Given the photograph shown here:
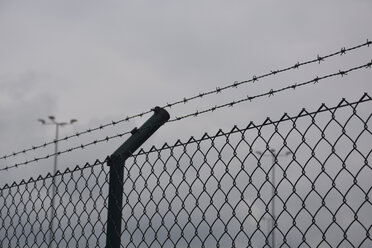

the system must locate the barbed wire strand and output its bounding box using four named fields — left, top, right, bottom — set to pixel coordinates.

left=134, top=92, right=372, bottom=156
left=3, top=91, right=371, bottom=189
left=169, top=60, right=372, bottom=122
left=1, top=40, right=371, bottom=161
left=1, top=59, right=370, bottom=172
